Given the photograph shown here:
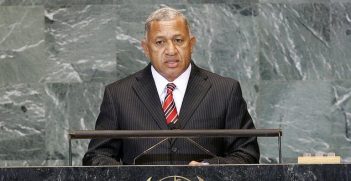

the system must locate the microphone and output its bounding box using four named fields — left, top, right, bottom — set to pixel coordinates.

left=170, top=122, right=219, bottom=164
left=132, top=122, right=220, bottom=165
left=133, top=122, right=180, bottom=164
left=185, top=137, right=220, bottom=164
left=133, top=137, right=169, bottom=164
left=132, top=137, right=220, bottom=165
